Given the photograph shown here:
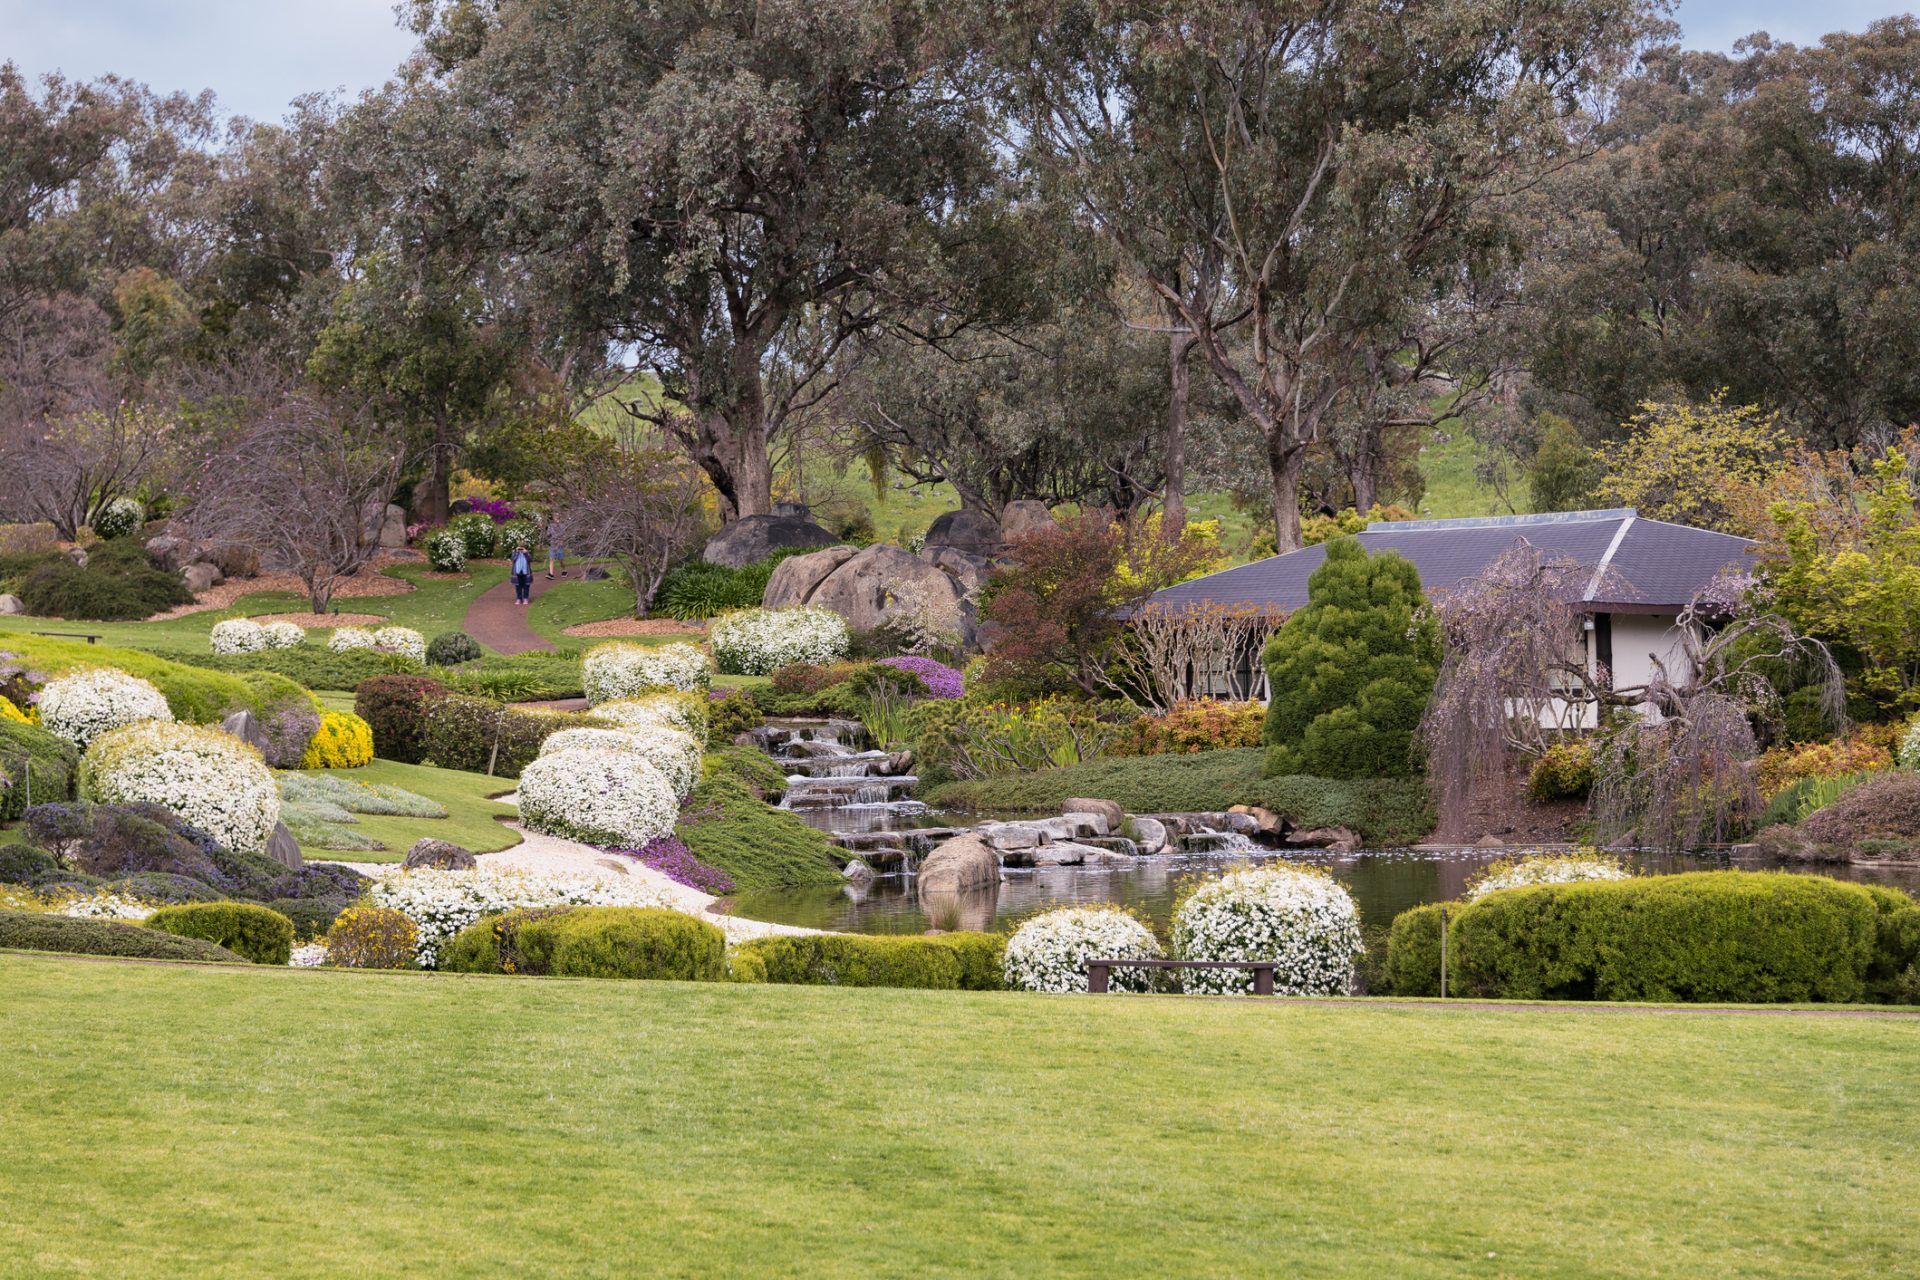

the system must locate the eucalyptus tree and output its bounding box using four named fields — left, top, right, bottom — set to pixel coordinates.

left=402, top=0, right=1007, bottom=522
left=1001, top=0, right=1659, bottom=551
